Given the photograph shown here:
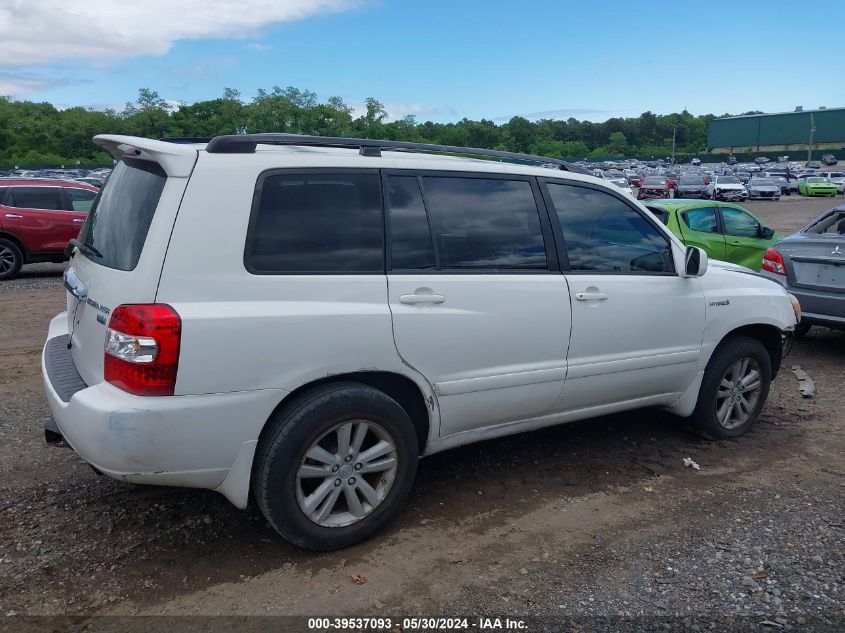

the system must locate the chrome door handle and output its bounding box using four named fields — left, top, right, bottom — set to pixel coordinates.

left=73, top=218, right=85, bottom=223
left=5, top=213, right=23, bottom=219
left=574, top=291, right=608, bottom=301
left=399, top=290, right=445, bottom=305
